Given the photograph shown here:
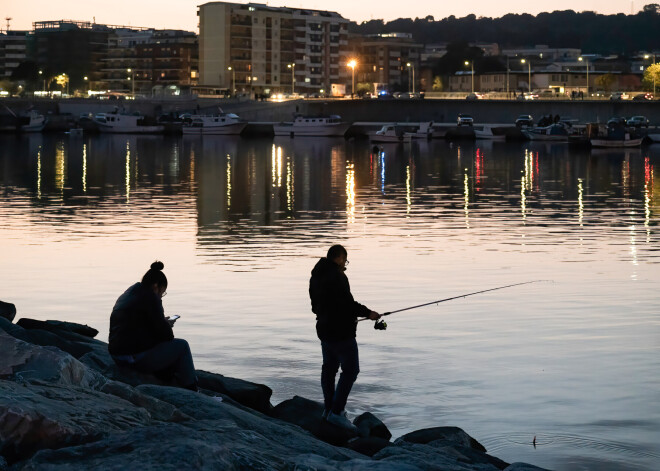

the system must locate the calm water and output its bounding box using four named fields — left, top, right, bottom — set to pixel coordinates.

left=1, top=133, right=659, bottom=470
